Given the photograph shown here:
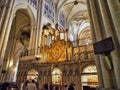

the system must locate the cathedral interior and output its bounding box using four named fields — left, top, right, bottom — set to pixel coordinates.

left=0, top=0, right=120, bottom=90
